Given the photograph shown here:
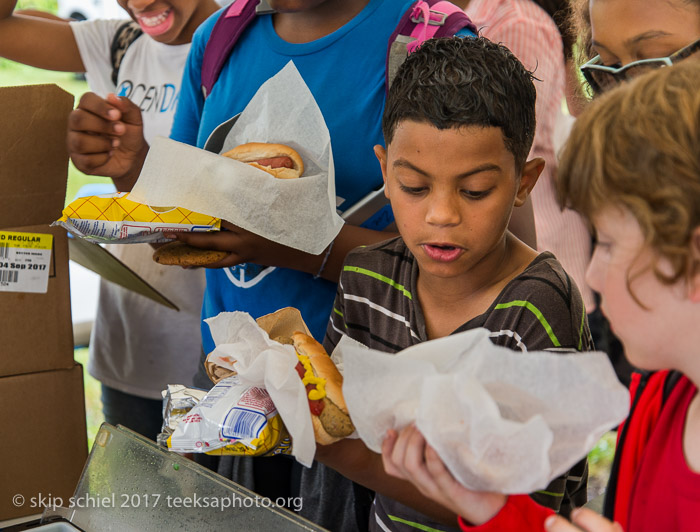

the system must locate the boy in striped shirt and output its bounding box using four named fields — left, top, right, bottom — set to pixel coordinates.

left=314, top=37, right=592, bottom=532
